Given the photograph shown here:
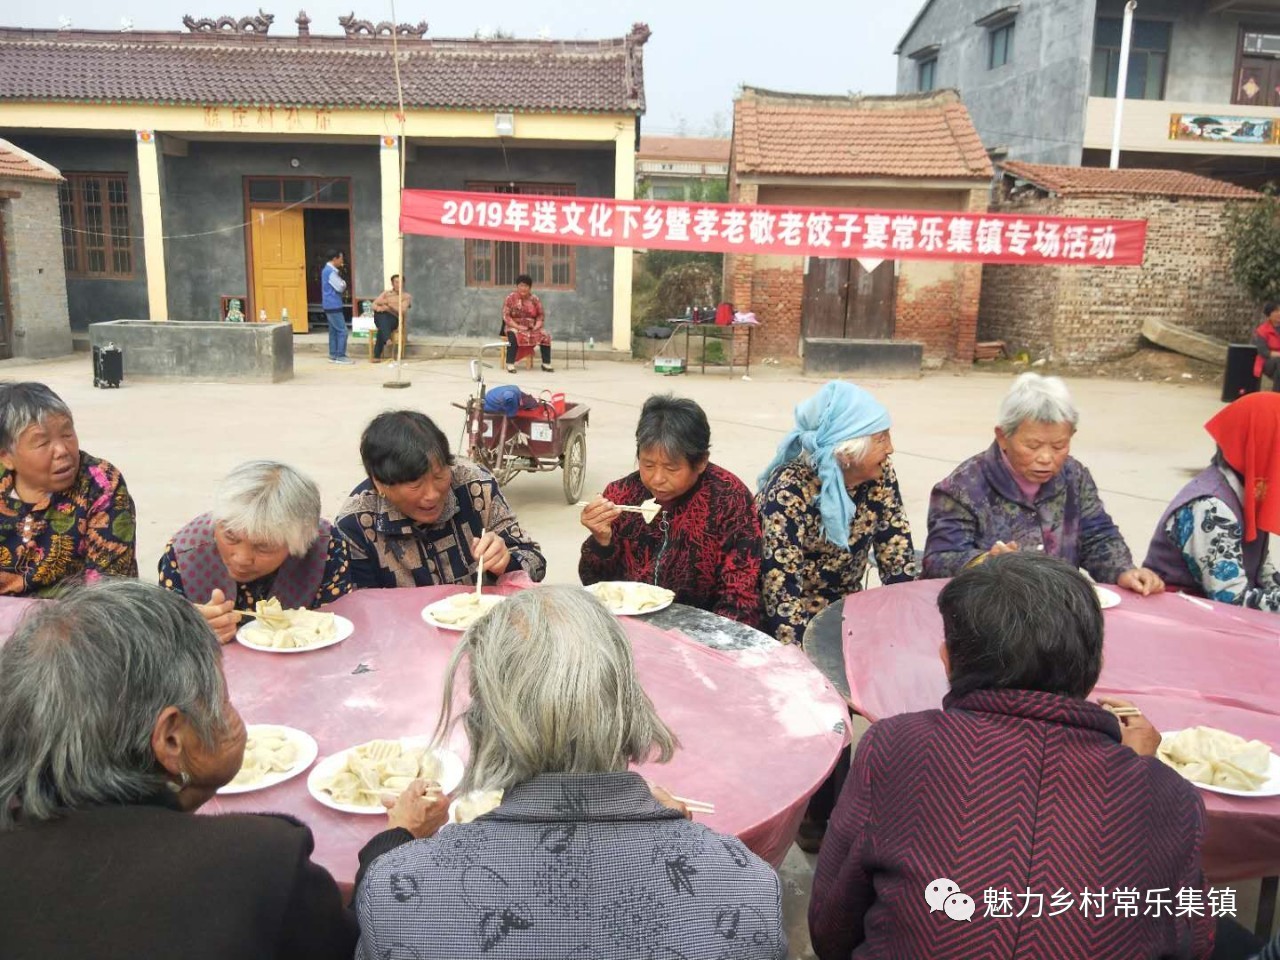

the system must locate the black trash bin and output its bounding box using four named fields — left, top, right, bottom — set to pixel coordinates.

left=93, top=342, right=123, bottom=389
left=1221, top=343, right=1259, bottom=403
